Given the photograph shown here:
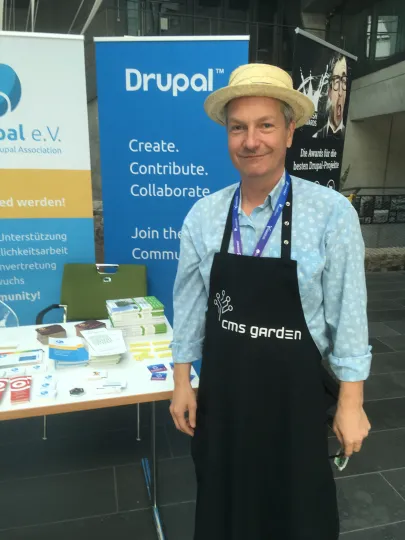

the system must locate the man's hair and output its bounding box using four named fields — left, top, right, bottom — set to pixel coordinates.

left=328, top=52, right=347, bottom=86
left=225, top=100, right=295, bottom=128
left=326, top=53, right=347, bottom=118
left=281, top=102, right=295, bottom=127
